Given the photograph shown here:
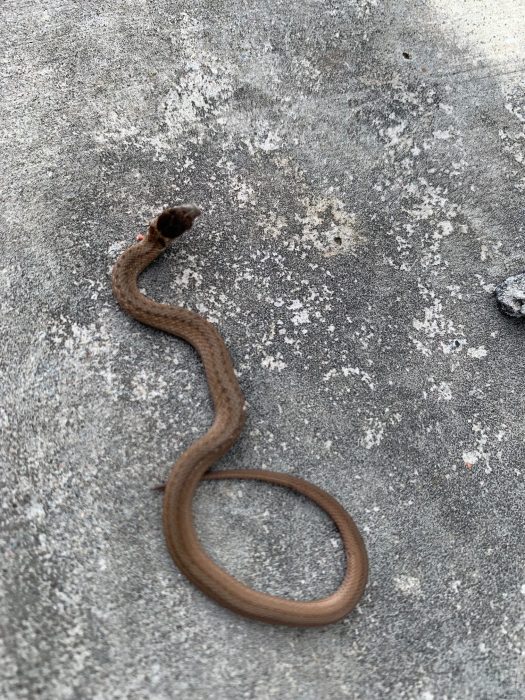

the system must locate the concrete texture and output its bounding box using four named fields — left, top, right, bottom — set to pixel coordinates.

left=1, top=1, right=524, bottom=698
